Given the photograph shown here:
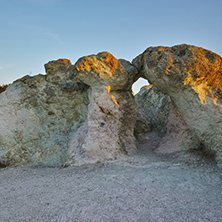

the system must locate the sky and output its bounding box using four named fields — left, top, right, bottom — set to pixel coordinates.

left=0, top=0, right=222, bottom=93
